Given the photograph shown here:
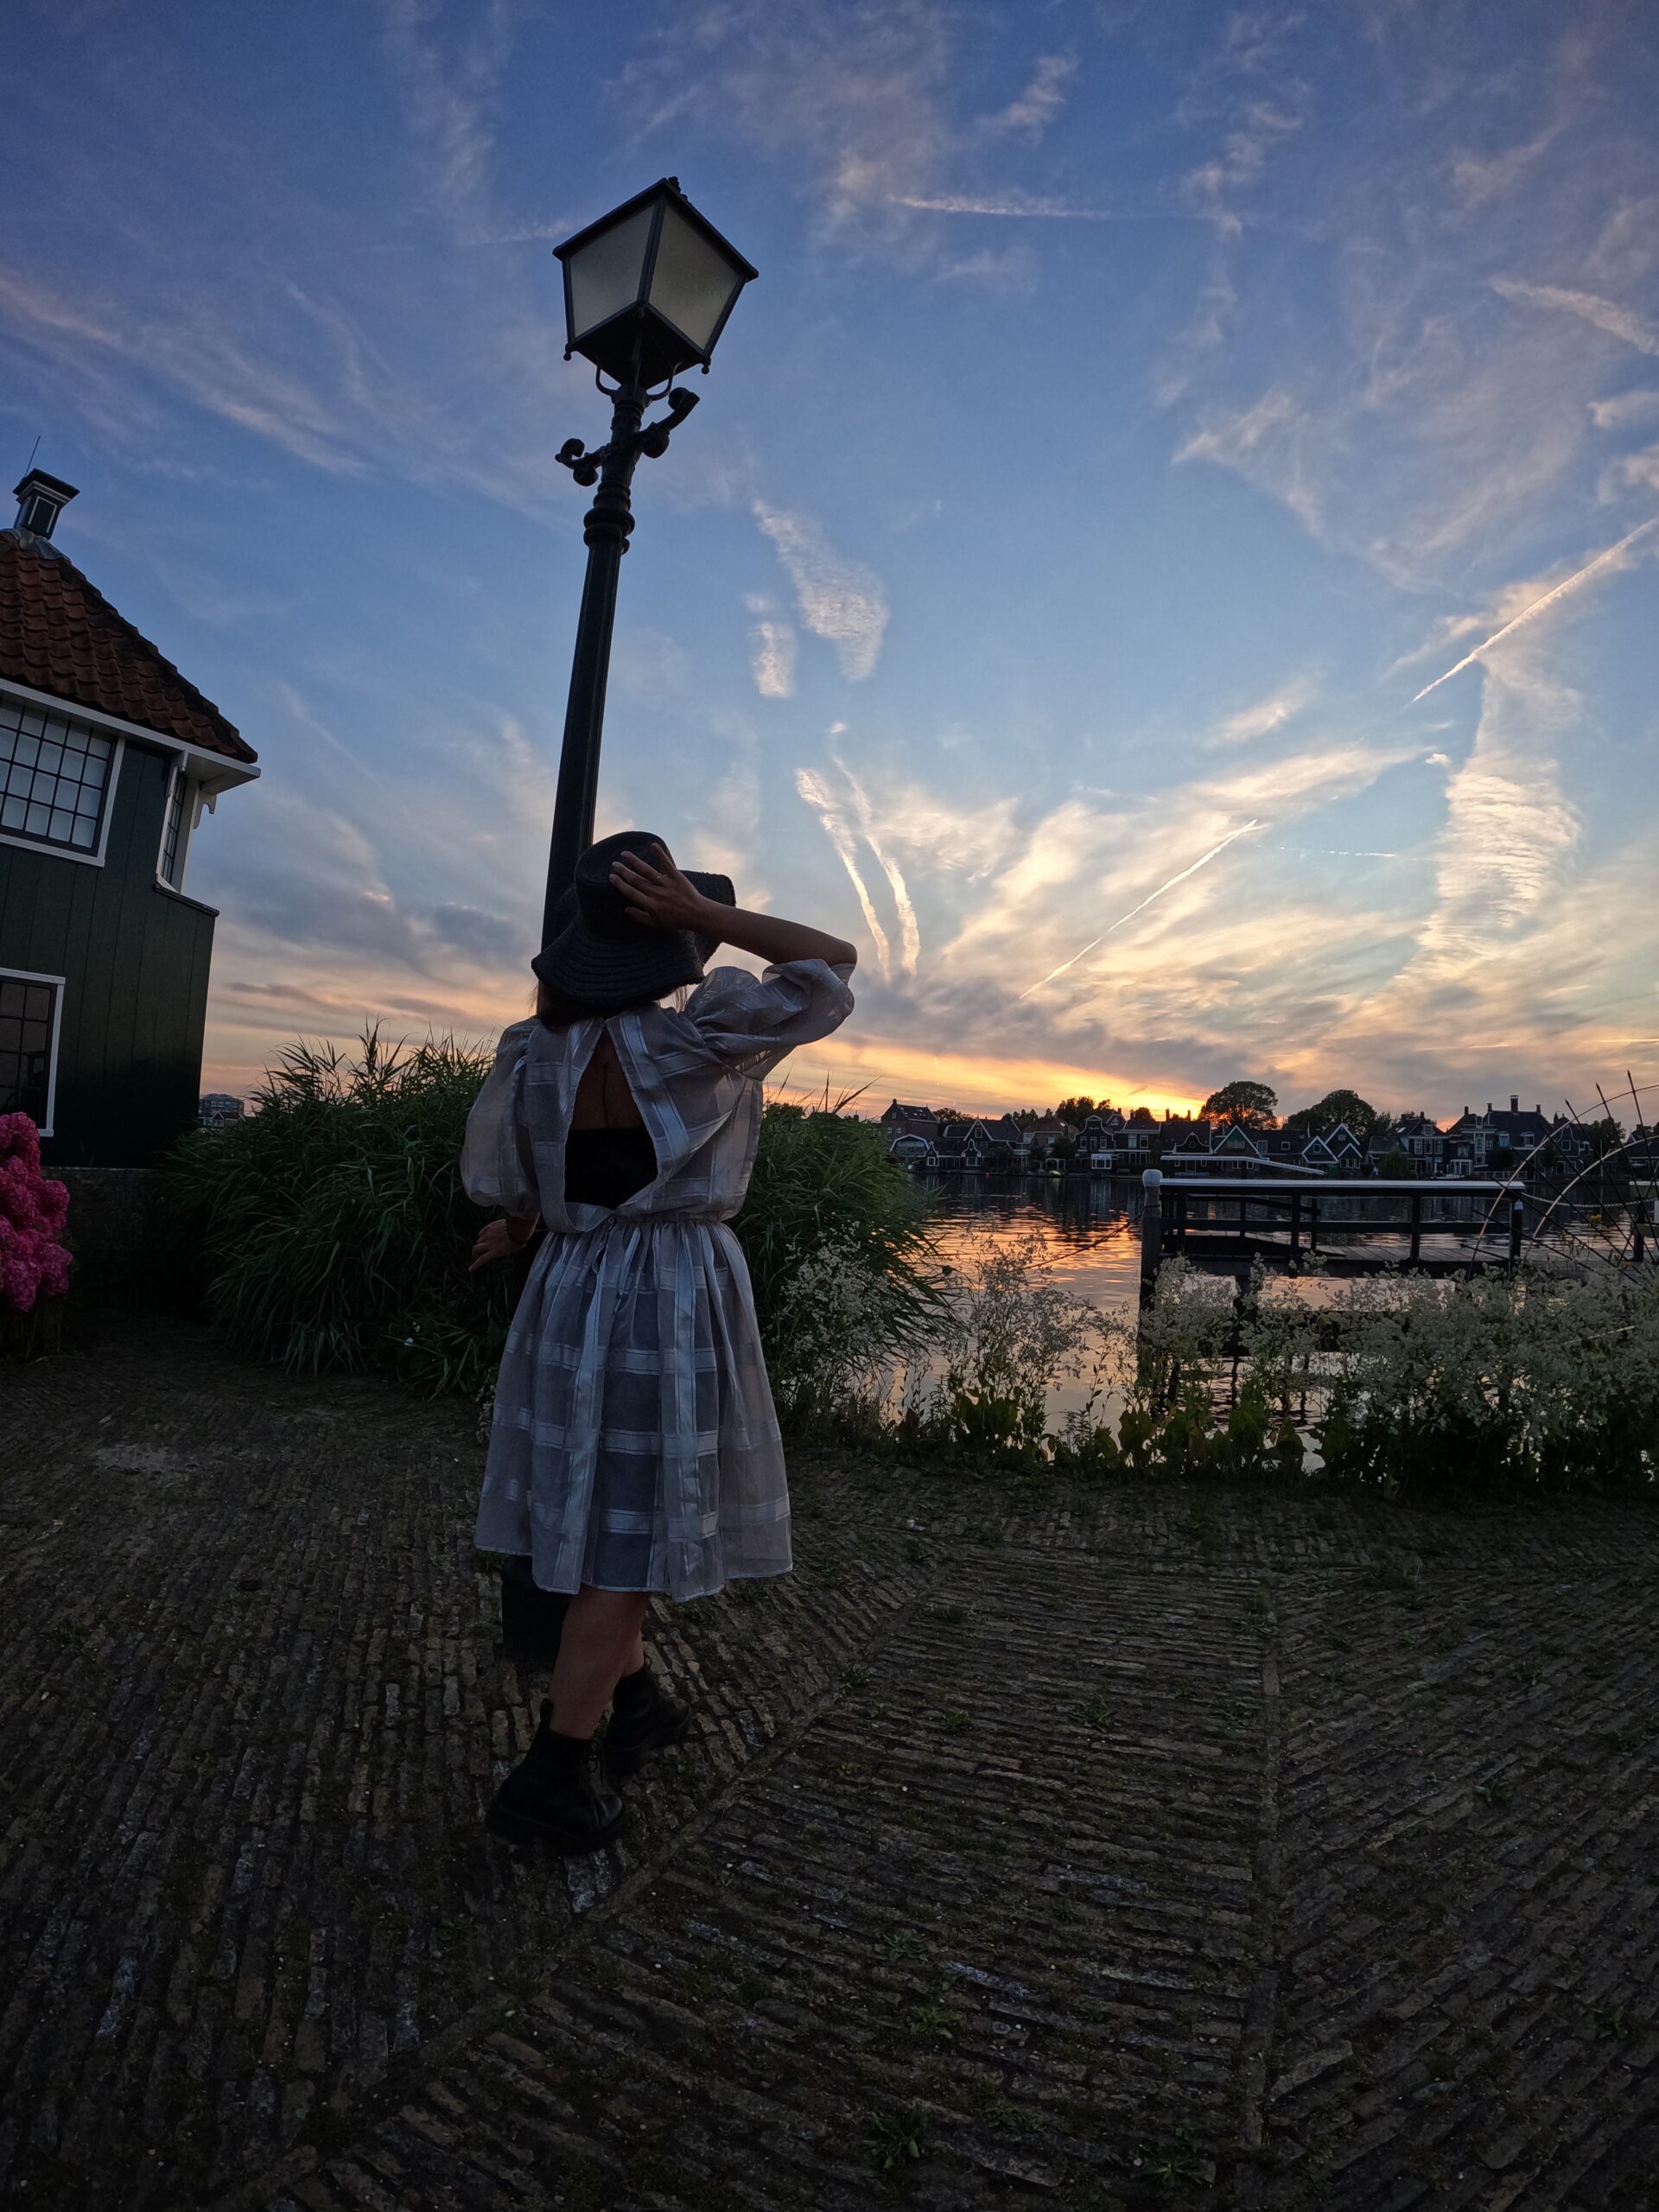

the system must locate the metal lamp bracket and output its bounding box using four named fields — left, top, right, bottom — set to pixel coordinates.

left=556, top=388, right=700, bottom=488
